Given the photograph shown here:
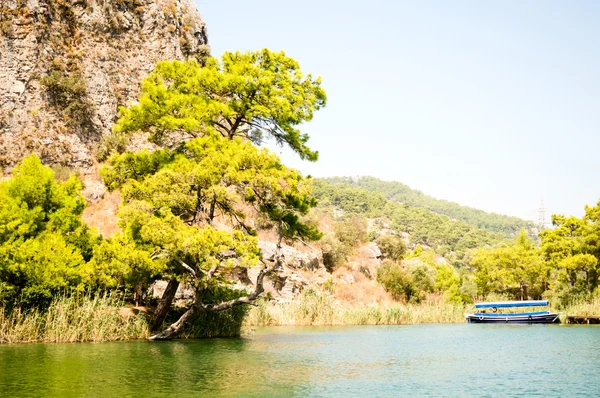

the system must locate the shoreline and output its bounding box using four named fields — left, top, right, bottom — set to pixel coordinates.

left=1, top=293, right=598, bottom=345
